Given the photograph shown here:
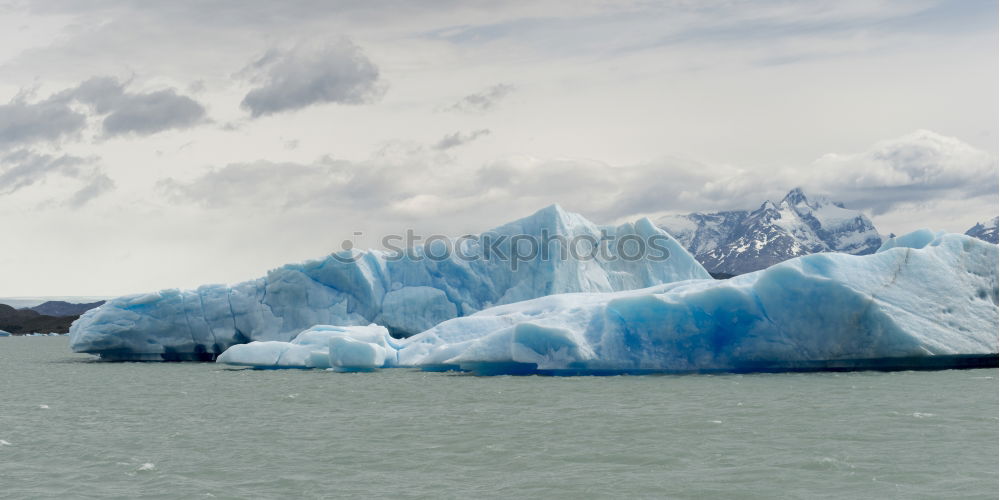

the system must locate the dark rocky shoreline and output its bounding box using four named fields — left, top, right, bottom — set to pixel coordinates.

left=0, top=301, right=104, bottom=335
